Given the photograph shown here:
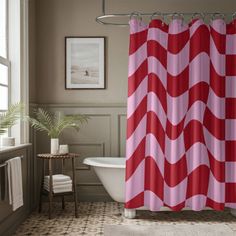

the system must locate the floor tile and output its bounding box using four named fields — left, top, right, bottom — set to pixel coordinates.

left=14, top=202, right=236, bottom=235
